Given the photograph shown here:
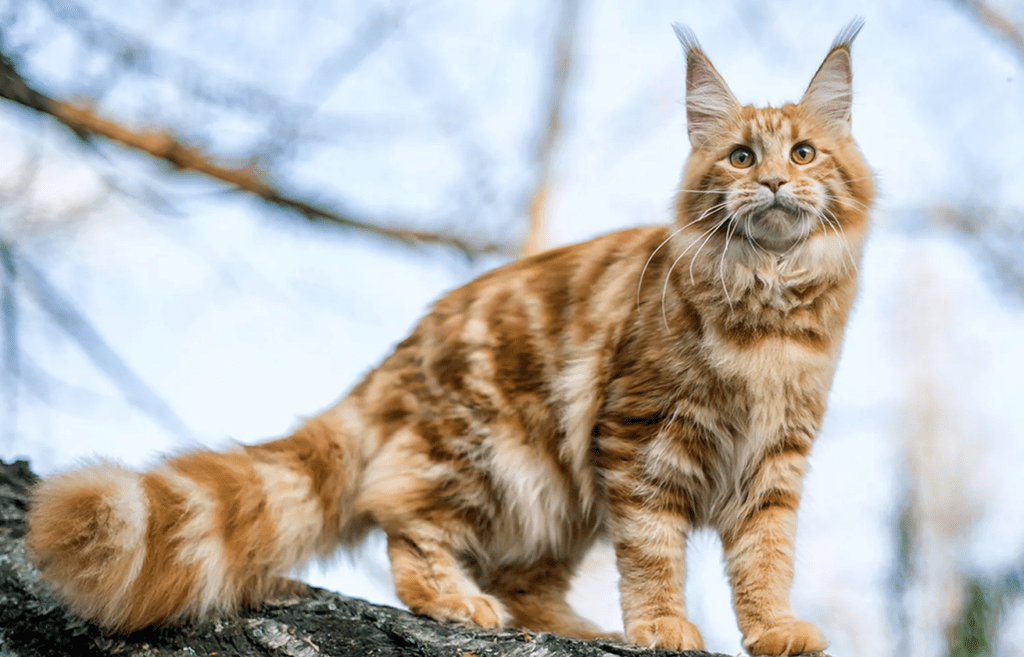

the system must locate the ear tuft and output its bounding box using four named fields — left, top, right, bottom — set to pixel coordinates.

left=830, top=16, right=865, bottom=52
left=801, top=18, right=864, bottom=136
left=674, top=23, right=740, bottom=148
left=672, top=23, right=700, bottom=56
